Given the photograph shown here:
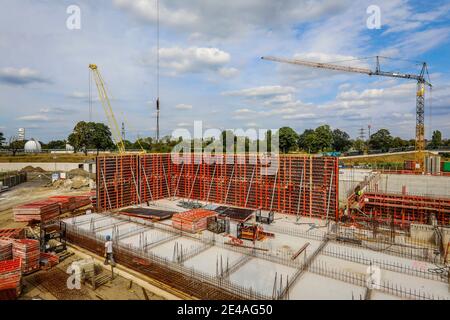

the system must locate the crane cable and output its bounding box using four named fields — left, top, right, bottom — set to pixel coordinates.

left=156, top=0, right=160, bottom=142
